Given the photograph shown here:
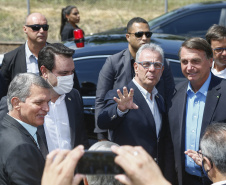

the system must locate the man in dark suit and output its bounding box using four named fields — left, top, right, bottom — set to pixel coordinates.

left=0, top=13, right=80, bottom=93
left=95, top=17, right=175, bottom=140
left=168, top=37, right=226, bottom=185
left=98, top=43, right=175, bottom=184
left=0, top=43, right=88, bottom=154
left=1, top=13, right=48, bottom=88
left=0, top=73, right=51, bottom=185
left=38, top=43, right=89, bottom=151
